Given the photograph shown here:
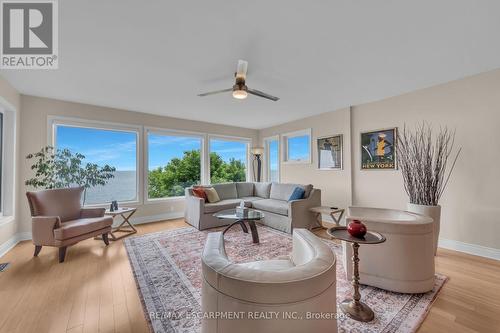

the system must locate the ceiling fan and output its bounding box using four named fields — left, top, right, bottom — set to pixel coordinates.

left=198, top=60, right=279, bottom=101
